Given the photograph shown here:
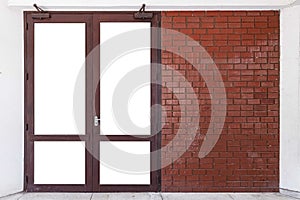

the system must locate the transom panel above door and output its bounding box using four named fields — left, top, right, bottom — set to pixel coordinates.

left=24, top=12, right=161, bottom=192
